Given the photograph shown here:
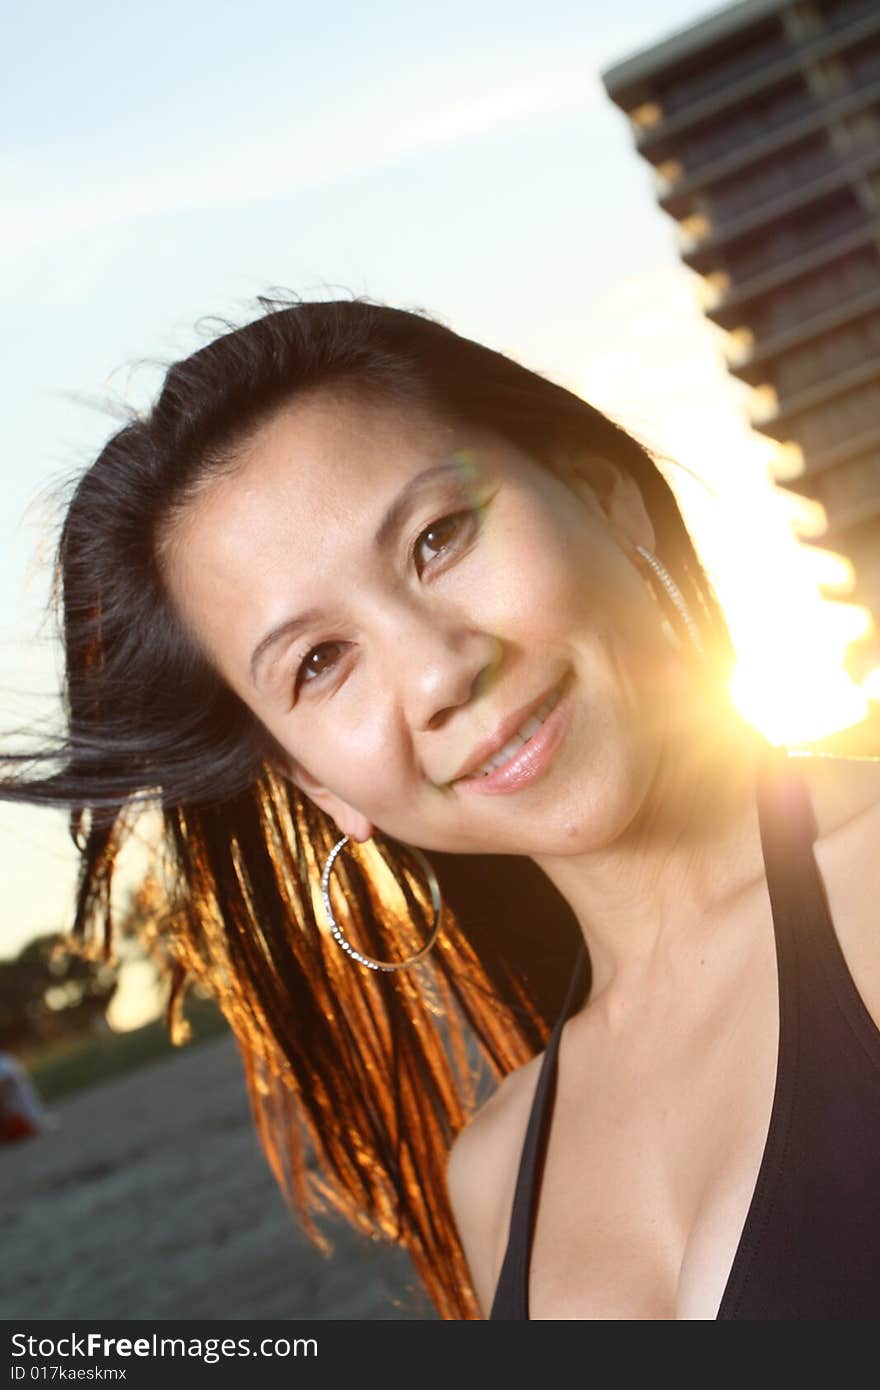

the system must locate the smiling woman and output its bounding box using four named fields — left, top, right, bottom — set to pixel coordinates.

left=3, top=291, right=874, bottom=1321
